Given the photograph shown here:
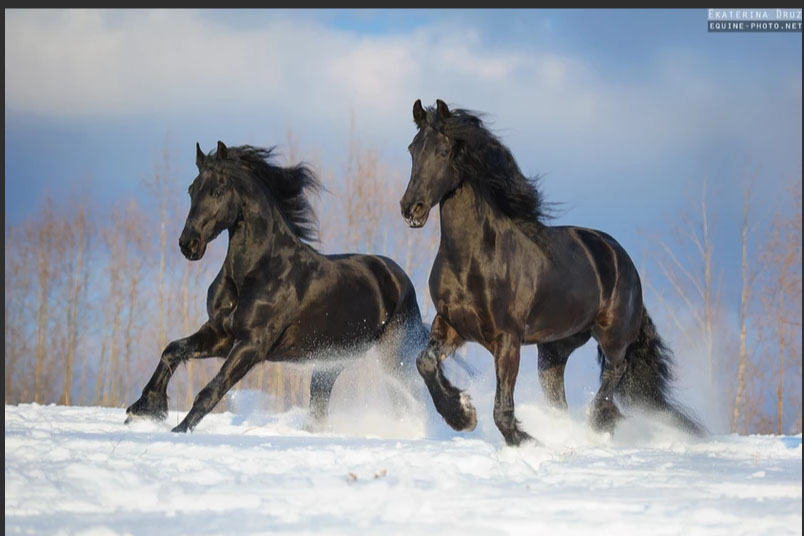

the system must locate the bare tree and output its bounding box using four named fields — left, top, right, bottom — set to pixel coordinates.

left=97, top=200, right=148, bottom=406
left=731, top=184, right=756, bottom=433
left=757, top=178, right=802, bottom=434
left=122, top=201, right=150, bottom=402
left=648, top=179, right=722, bottom=387
left=5, top=223, right=35, bottom=403
left=60, top=202, right=91, bottom=405
left=100, top=211, right=125, bottom=406
left=143, top=142, right=178, bottom=357
left=31, top=198, right=59, bottom=403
